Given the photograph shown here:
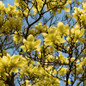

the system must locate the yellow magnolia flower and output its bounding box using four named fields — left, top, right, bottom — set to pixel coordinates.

left=58, top=68, right=67, bottom=75
left=20, top=34, right=41, bottom=51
